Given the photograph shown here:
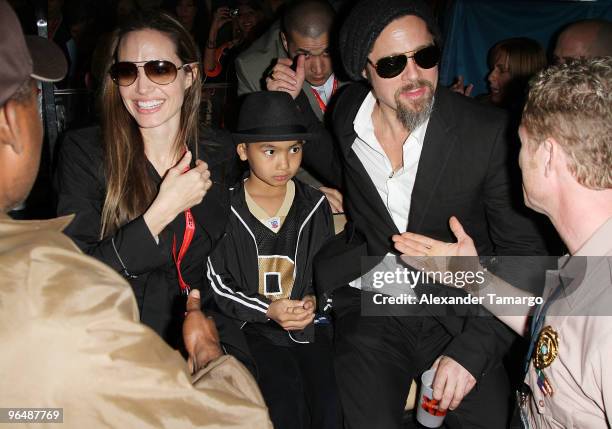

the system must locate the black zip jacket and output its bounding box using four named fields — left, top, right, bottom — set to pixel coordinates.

left=206, top=178, right=334, bottom=346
